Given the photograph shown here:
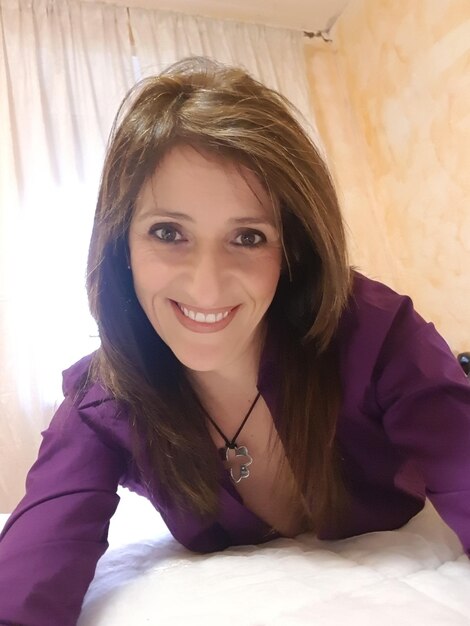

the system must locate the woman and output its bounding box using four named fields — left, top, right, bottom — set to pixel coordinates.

left=0, top=57, right=469, bottom=626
